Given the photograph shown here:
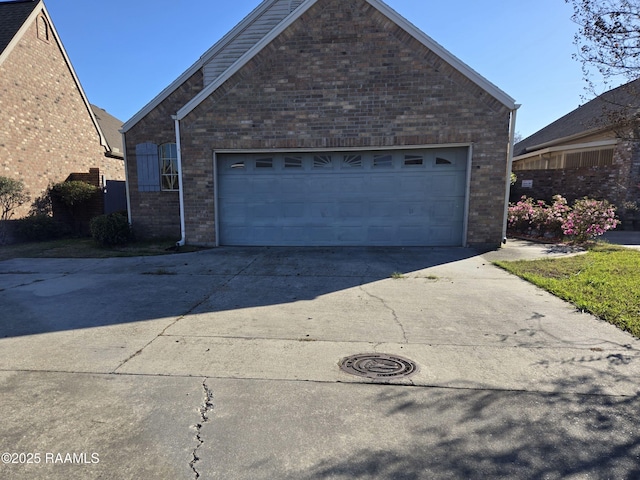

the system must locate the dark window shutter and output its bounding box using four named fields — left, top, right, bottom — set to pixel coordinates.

left=135, top=143, right=160, bottom=192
